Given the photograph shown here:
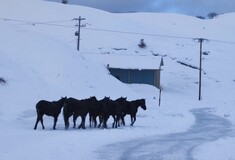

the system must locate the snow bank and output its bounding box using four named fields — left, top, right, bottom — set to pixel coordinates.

left=0, top=0, right=235, bottom=159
